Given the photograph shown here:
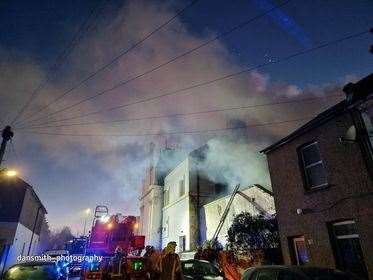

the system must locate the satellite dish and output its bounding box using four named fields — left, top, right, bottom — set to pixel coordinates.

left=340, top=125, right=356, bottom=143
